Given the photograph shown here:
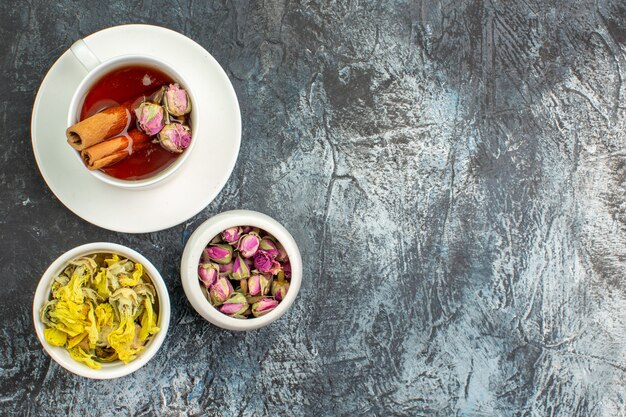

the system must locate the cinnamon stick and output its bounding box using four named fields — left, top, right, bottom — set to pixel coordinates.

left=66, top=100, right=136, bottom=151
left=80, top=130, right=151, bottom=171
